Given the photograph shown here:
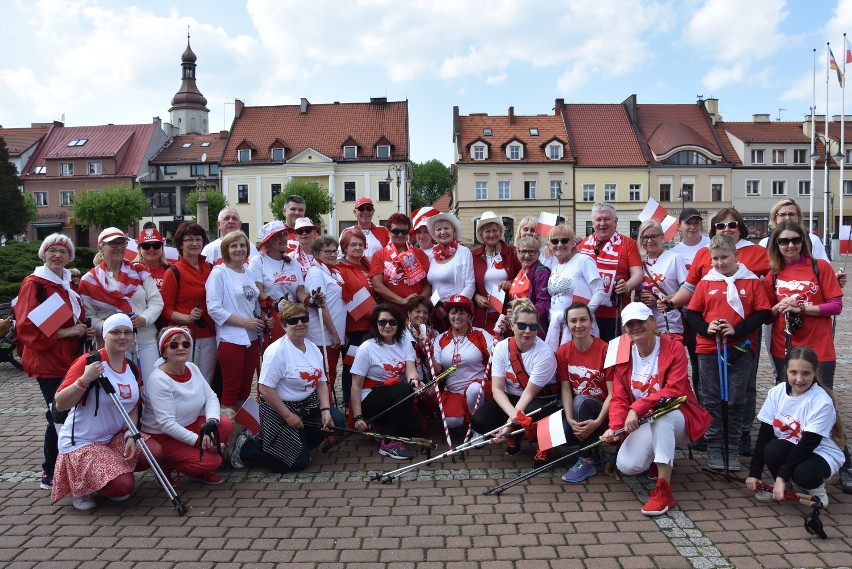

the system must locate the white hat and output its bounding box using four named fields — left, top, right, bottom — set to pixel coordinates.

left=258, top=220, right=286, bottom=247
left=103, top=313, right=133, bottom=336
left=97, top=227, right=128, bottom=246
left=426, top=212, right=463, bottom=241
left=621, top=302, right=653, bottom=324
left=294, top=217, right=319, bottom=232
left=476, top=211, right=504, bottom=239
